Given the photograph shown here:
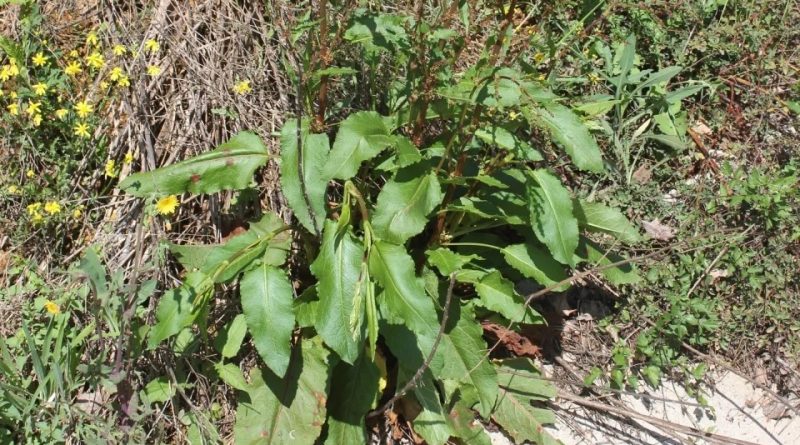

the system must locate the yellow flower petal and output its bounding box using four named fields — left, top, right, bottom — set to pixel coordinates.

left=155, top=195, right=179, bottom=215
